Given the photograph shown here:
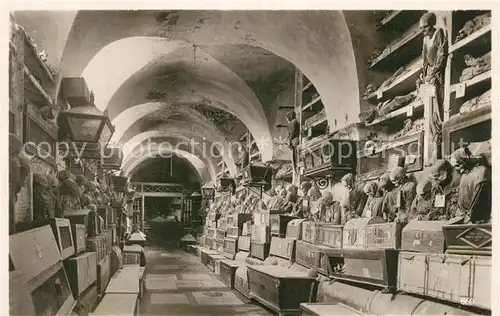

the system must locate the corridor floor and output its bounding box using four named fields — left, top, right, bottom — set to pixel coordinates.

left=139, top=246, right=273, bottom=316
